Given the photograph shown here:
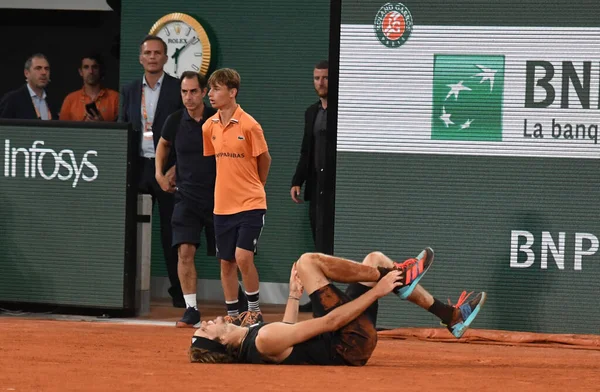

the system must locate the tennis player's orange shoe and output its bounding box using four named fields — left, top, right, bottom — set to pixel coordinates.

left=393, top=247, right=435, bottom=299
